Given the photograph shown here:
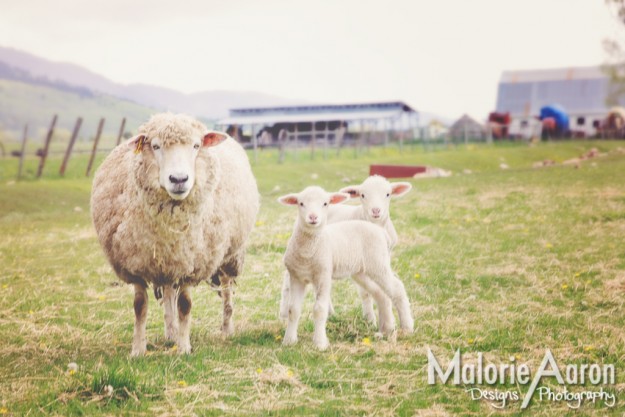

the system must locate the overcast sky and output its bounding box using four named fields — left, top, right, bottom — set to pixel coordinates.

left=0, top=0, right=620, bottom=120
